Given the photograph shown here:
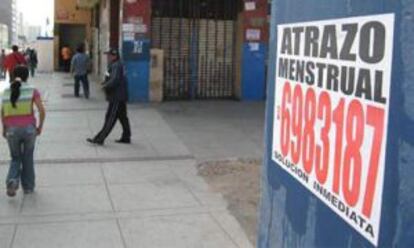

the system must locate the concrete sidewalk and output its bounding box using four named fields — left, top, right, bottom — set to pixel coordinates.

left=0, top=73, right=257, bottom=248
left=158, top=101, right=265, bottom=162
